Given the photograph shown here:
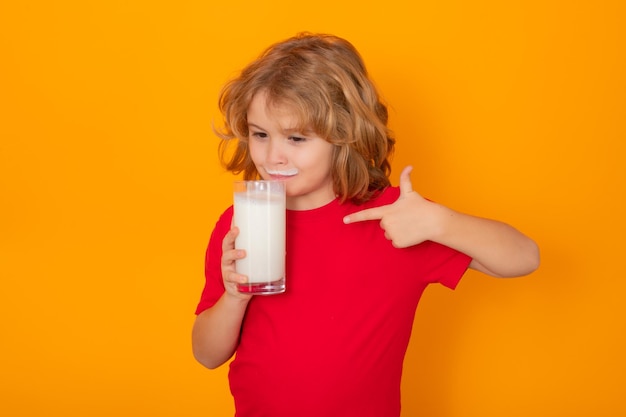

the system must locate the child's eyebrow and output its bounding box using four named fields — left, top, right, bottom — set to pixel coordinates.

left=248, top=122, right=313, bottom=135
left=247, top=123, right=265, bottom=130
